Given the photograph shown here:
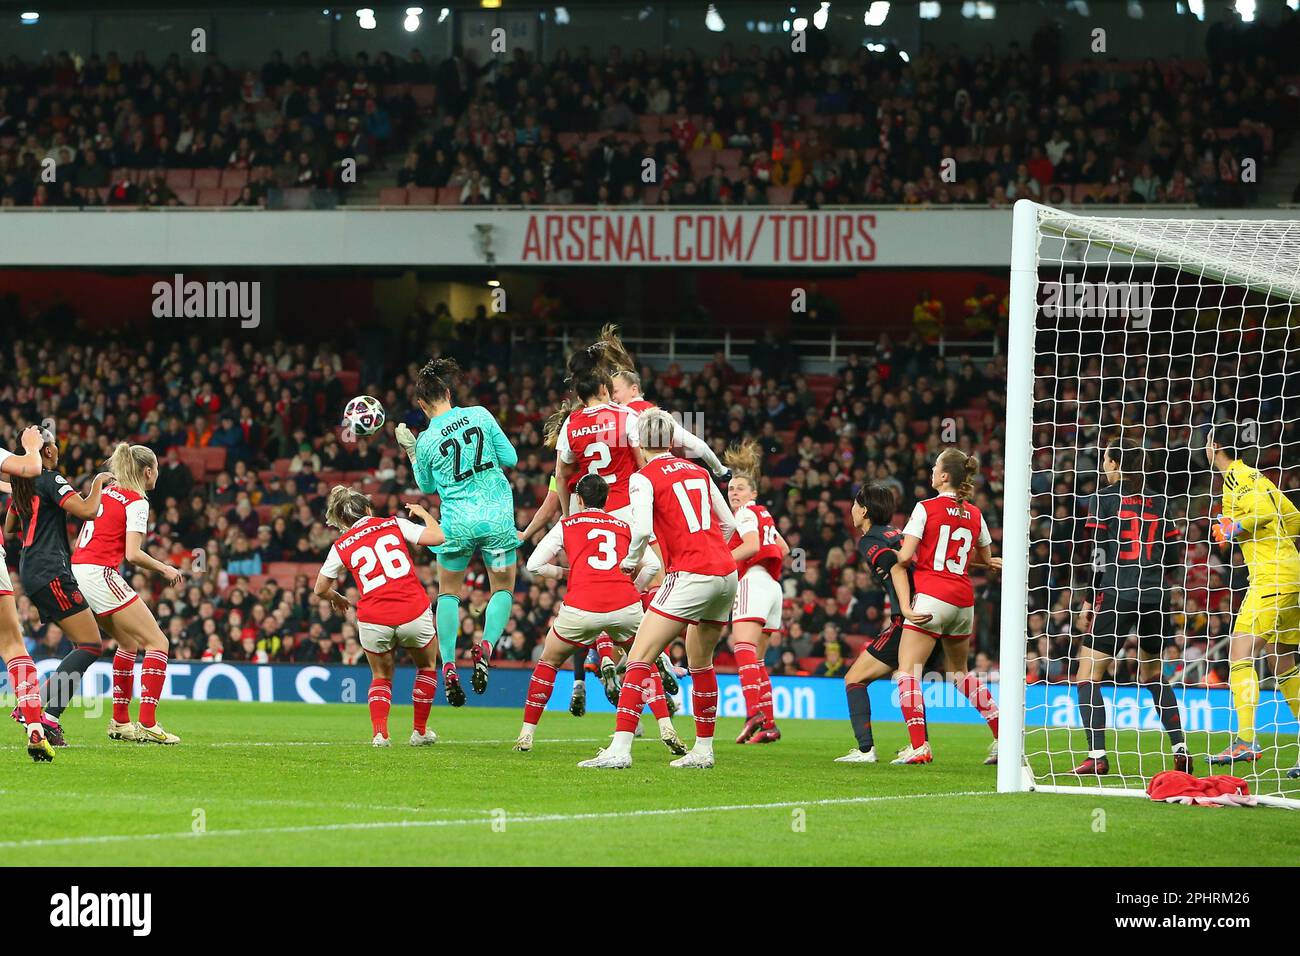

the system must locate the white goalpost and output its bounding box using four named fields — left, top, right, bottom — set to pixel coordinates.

left=999, top=199, right=1300, bottom=809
